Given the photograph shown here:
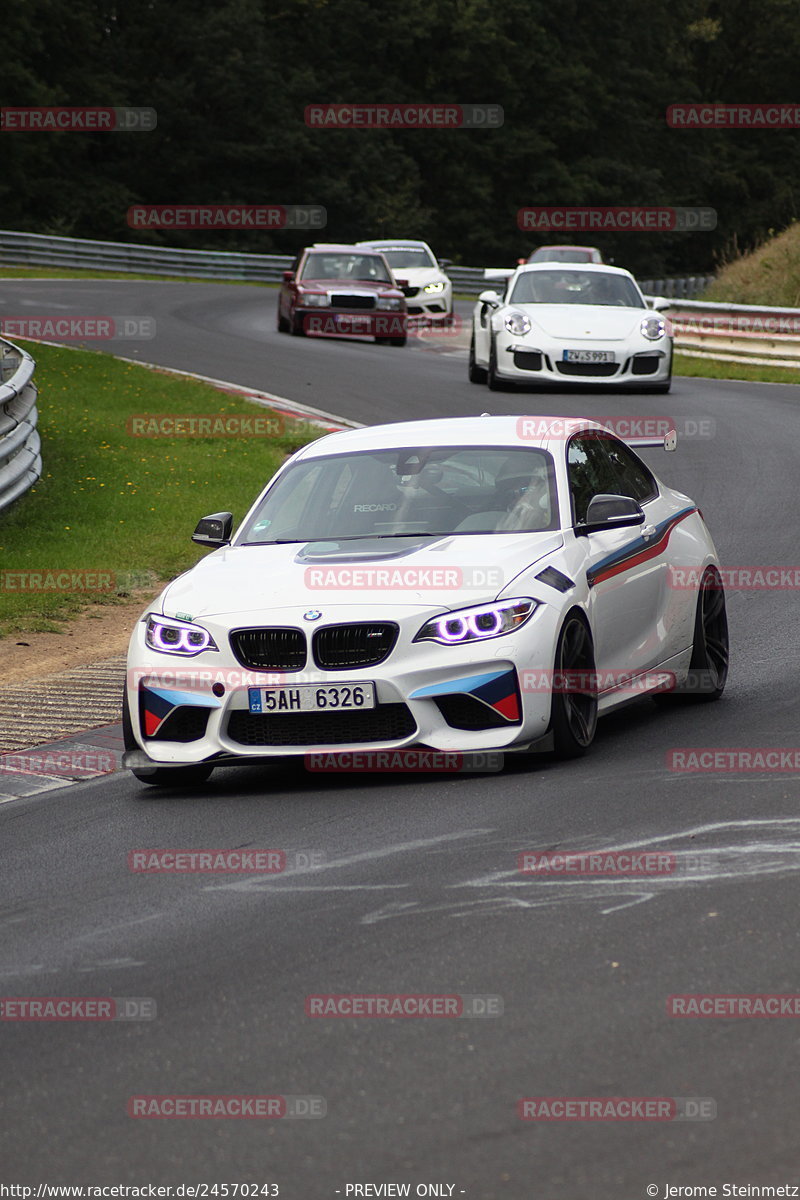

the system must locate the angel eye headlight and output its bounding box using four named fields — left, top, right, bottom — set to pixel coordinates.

left=145, top=614, right=218, bottom=656
left=414, top=598, right=538, bottom=645
left=423, top=281, right=446, bottom=293
left=504, top=311, right=532, bottom=336
left=640, top=315, right=666, bottom=340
